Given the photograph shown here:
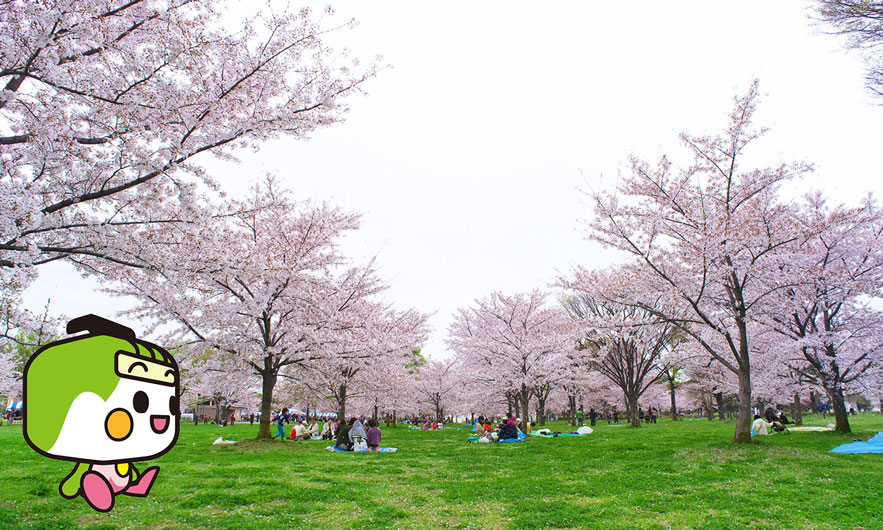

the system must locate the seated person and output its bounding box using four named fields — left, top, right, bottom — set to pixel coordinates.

left=293, top=421, right=311, bottom=440
left=777, top=412, right=791, bottom=425
left=498, top=418, right=518, bottom=440
left=320, top=420, right=335, bottom=440
left=483, top=421, right=493, bottom=433
left=335, top=418, right=352, bottom=451
left=307, top=421, right=319, bottom=439
left=349, top=418, right=368, bottom=449
left=751, top=414, right=774, bottom=436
